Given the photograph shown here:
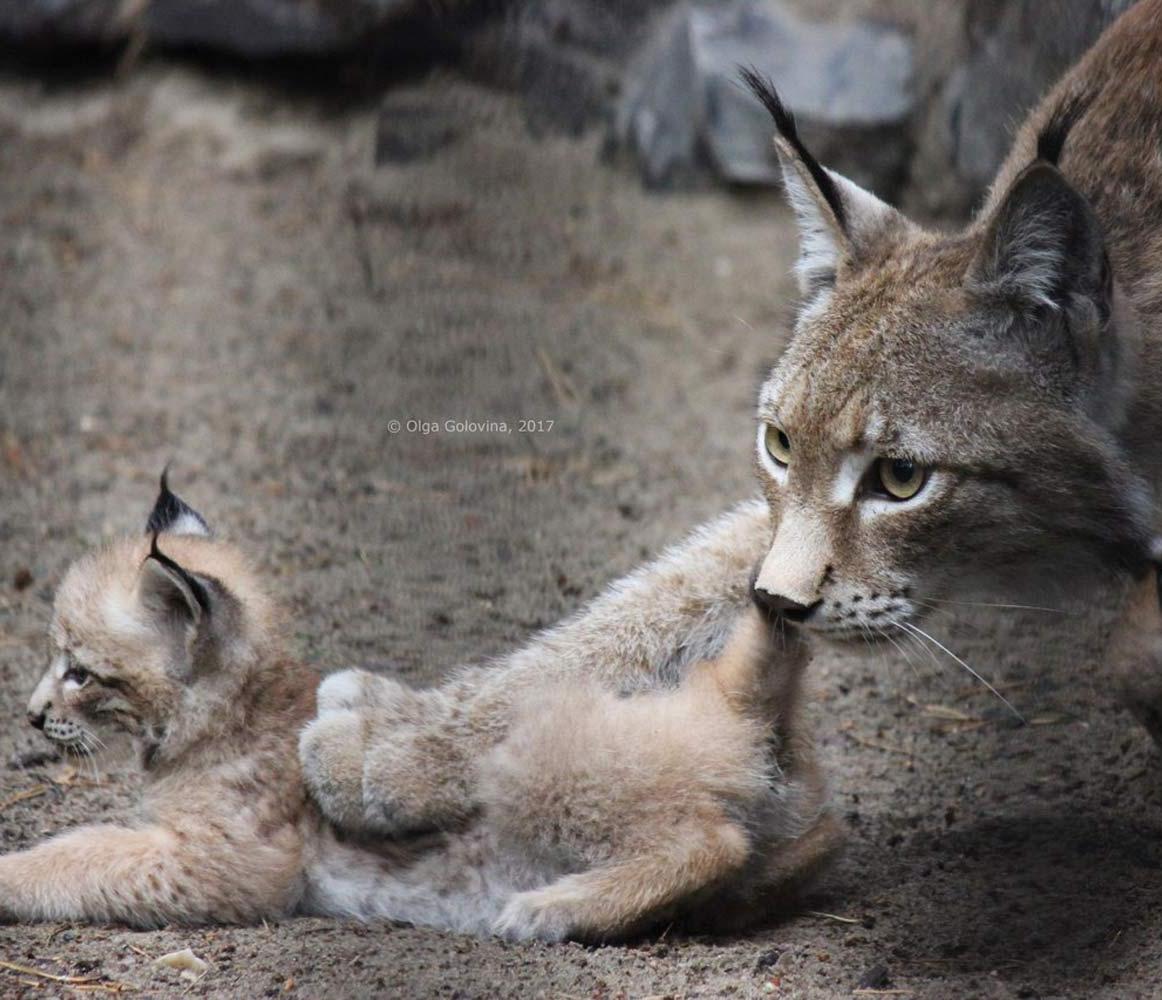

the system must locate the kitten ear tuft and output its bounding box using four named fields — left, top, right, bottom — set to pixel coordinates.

left=145, top=466, right=211, bottom=537
left=140, top=533, right=211, bottom=628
